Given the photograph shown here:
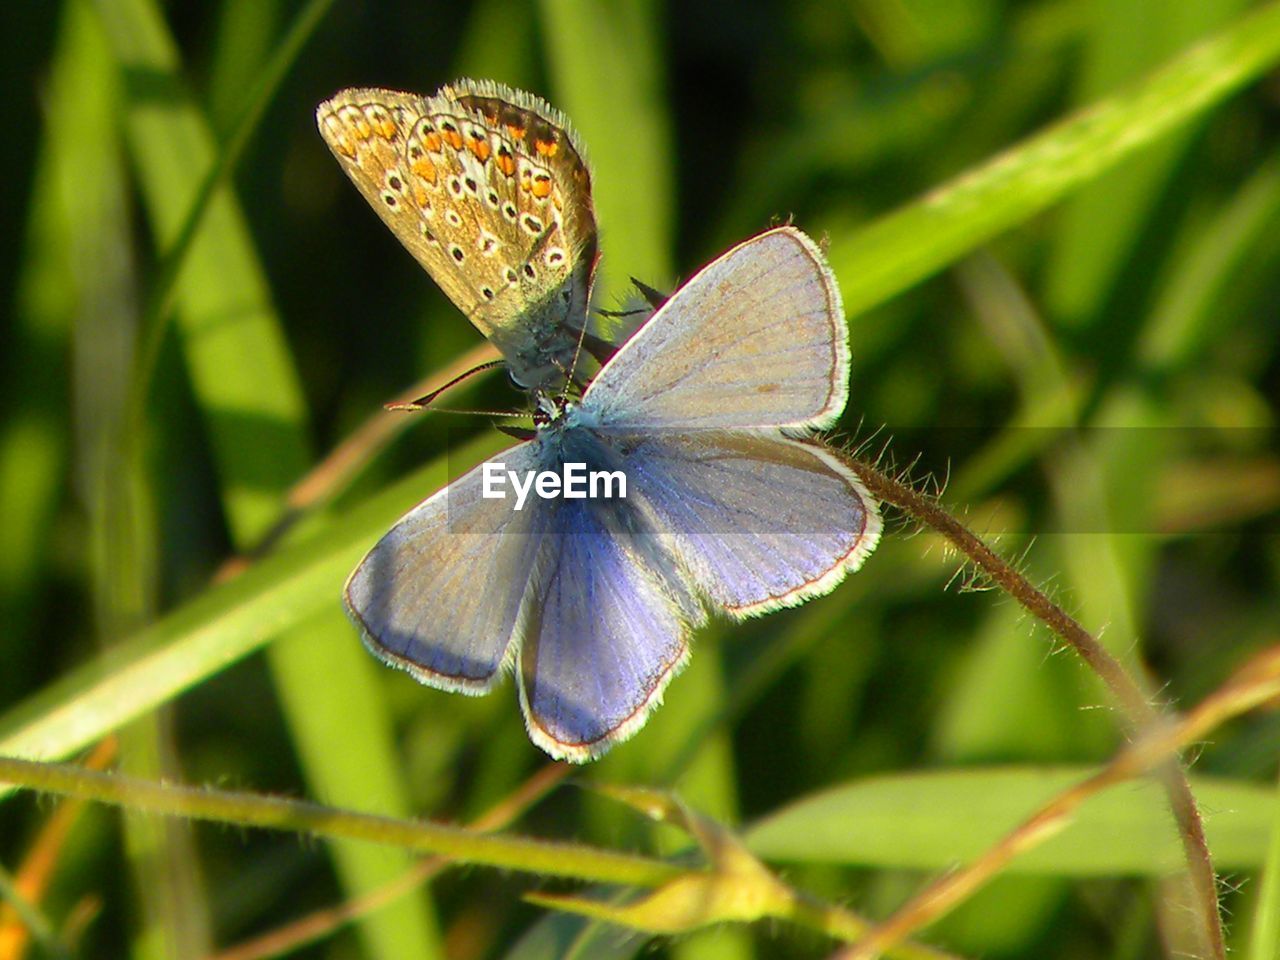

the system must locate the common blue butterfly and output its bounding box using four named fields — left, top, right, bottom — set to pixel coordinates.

left=342, top=223, right=882, bottom=762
